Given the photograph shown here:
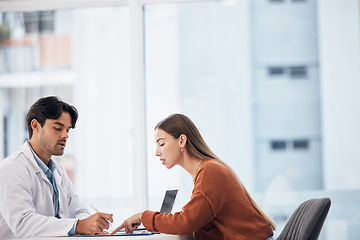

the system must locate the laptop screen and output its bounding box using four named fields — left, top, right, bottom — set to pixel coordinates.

left=160, top=188, right=179, bottom=214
